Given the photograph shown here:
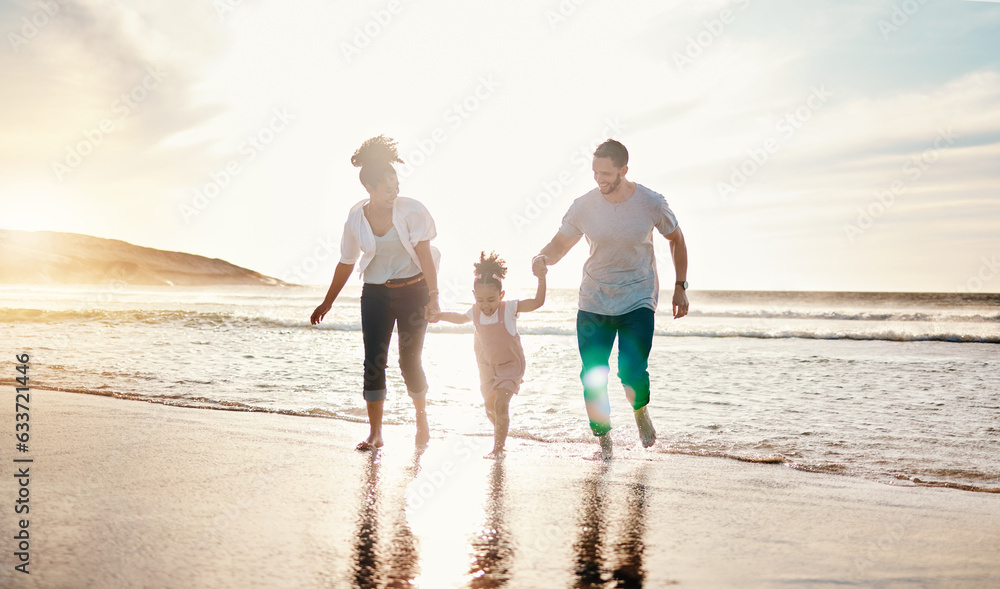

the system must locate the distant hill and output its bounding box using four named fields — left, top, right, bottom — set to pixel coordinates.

left=0, top=230, right=290, bottom=286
